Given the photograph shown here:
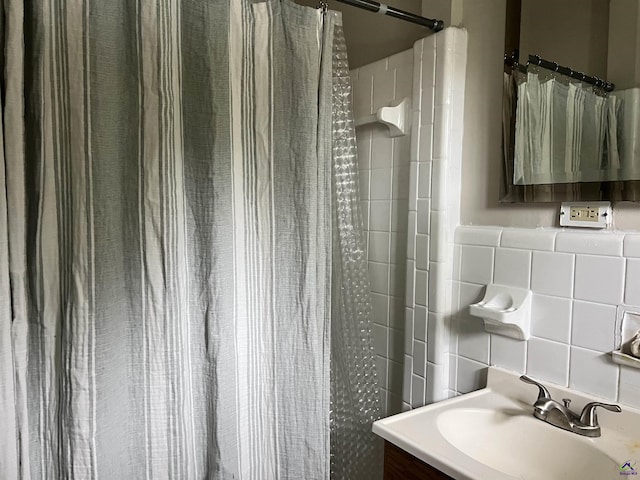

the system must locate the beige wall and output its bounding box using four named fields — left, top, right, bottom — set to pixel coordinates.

left=519, top=0, right=610, bottom=78
left=297, top=0, right=427, bottom=68
left=429, top=0, right=640, bottom=230
left=607, top=0, right=640, bottom=89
